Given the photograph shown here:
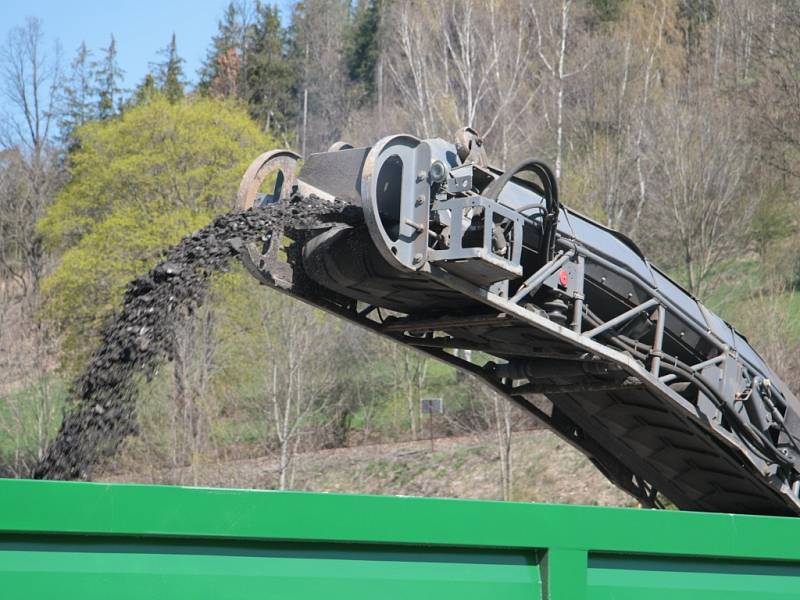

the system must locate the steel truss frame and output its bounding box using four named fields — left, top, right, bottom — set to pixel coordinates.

left=238, top=214, right=800, bottom=513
